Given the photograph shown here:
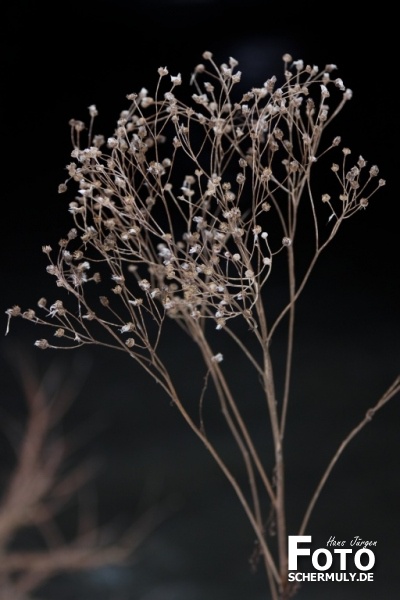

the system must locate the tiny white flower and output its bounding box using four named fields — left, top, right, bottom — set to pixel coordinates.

left=88, top=104, right=98, bottom=117
left=171, top=73, right=182, bottom=85
left=211, top=353, right=224, bottom=363
left=35, top=339, right=49, bottom=350
left=120, top=322, right=135, bottom=333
